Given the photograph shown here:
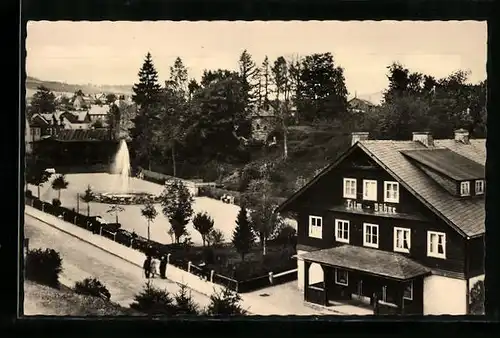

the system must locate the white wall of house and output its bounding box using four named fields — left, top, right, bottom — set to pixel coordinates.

left=423, top=275, right=467, bottom=315
left=296, top=251, right=324, bottom=290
